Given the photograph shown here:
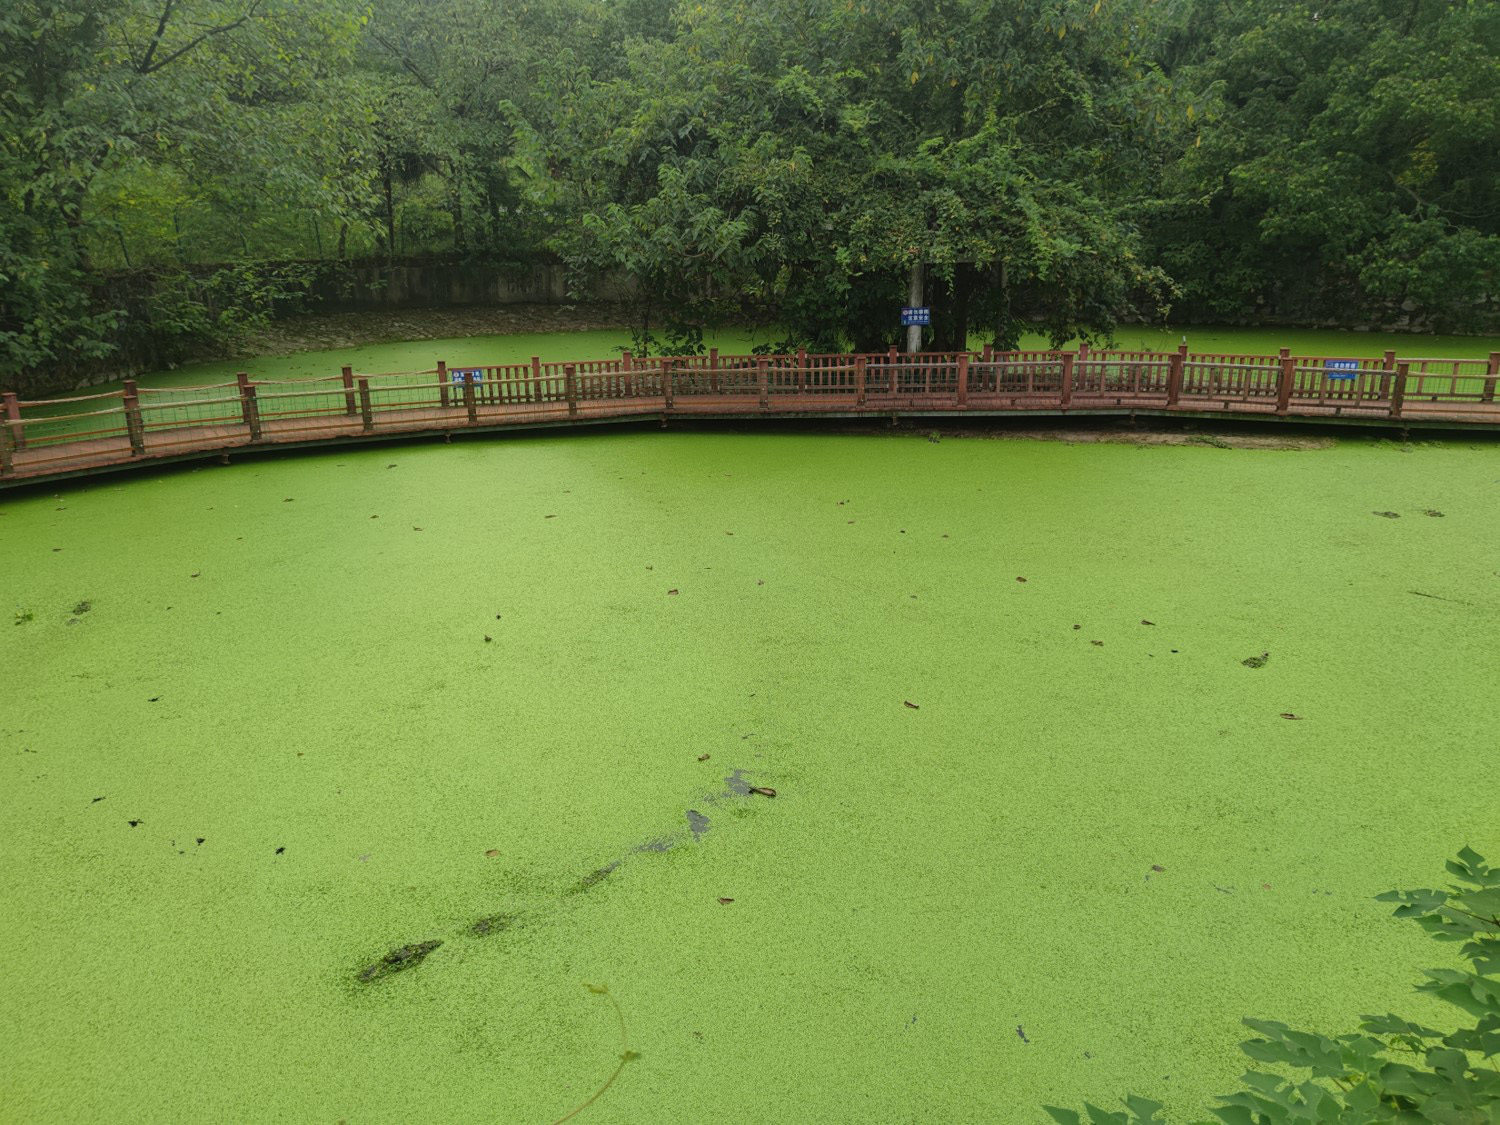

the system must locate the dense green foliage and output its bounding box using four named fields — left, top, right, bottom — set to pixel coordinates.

left=1047, top=848, right=1500, bottom=1124
left=2, top=0, right=1496, bottom=379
